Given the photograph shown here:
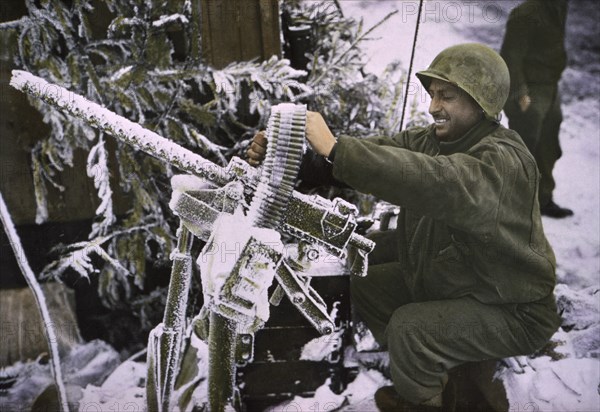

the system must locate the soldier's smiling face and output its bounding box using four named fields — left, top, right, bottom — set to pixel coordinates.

left=427, top=79, right=483, bottom=141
